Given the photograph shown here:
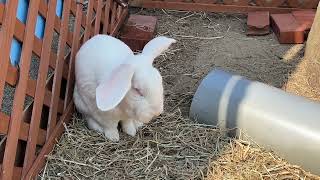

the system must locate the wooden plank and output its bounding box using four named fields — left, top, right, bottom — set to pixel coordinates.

left=53, top=16, right=75, bottom=47
left=6, top=64, right=19, bottom=86
left=15, top=16, right=70, bottom=53
left=1, top=0, right=42, bottom=179
left=0, top=0, right=19, bottom=124
left=39, top=0, right=84, bottom=35
left=1, top=15, right=74, bottom=51
left=70, top=0, right=99, bottom=28
left=103, top=0, right=112, bottom=34
left=93, top=0, right=110, bottom=26
left=4, top=20, right=74, bottom=86
left=117, top=5, right=123, bottom=20
left=11, top=20, right=69, bottom=82
left=23, top=1, right=127, bottom=178
left=5, top=75, right=64, bottom=114
left=38, top=0, right=48, bottom=18
left=84, top=0, right=95, bottom=42
left=22, top=0, right=59, bottom=177
left=0, top=1, right=76, bottom=83
left=0, top=3, right=4, bottom=23
left=111, top=8, right=128, bottom=36
left=111, top=2, right=117, bottom=31
left=5, top=77, right=64, bottom=114
left=7, top=18, right=69, bottom=81
left=50, top=53, right=69, bottom=80
left=26, top=79, right=64, bottom=114
left=131, top=1, right=305, bottom=13
left=0, top=165, right=22, bottom=180
left=64, top=2, right=83, bottom=110
left=24, top=102, right=74, bottom=179
left=0, top=113, right=46, bottom=146
left=47, top=0, right=72, bottom=140
left=94, top=0, right=104, bottom=35
left=13, top=19, right=43, bottom=55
